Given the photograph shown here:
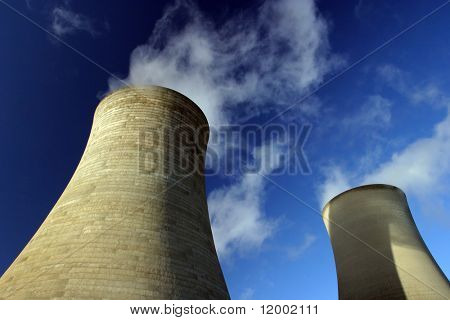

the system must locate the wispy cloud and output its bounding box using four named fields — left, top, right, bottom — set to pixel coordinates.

left=25, top=0, right=33, bottom=10
left=342, top=95, right=392, bottom=130
left=377, top=64, right=450, bottom=108
left=354, top=0, right=373, bottom=20
left=51, top=6, right=100, bottom=37
left=286, top=233, right=317, bottom=260
left=239, top=288, right=255, bottom=300
left=377, top=64, right=408, bottom=91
